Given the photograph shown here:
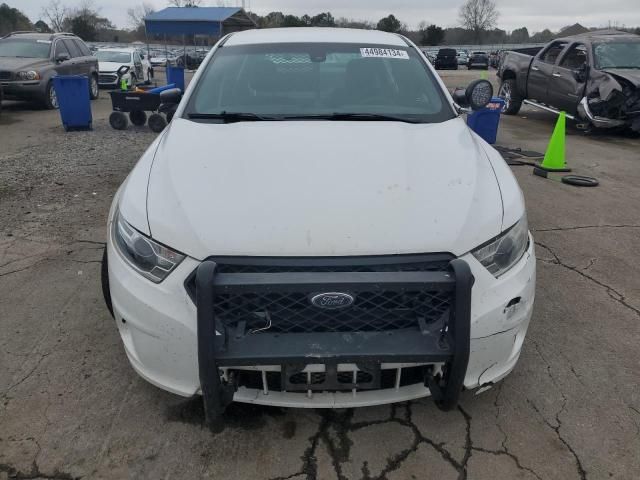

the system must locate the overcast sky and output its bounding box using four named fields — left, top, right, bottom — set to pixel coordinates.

left=12, top=0, right=640, bottom=32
